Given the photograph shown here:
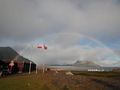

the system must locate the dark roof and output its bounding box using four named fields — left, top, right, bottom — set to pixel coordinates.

left=0, top=60, right=8, bottom=64
left=0, top=47, right=36, bottom=64
left=1, top=59, right=35, bottom=64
